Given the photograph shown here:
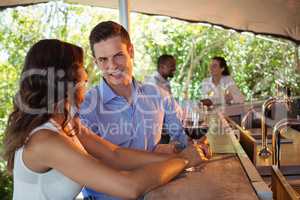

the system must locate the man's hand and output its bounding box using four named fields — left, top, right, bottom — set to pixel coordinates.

left=178, top=143, right=209, bottom=167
